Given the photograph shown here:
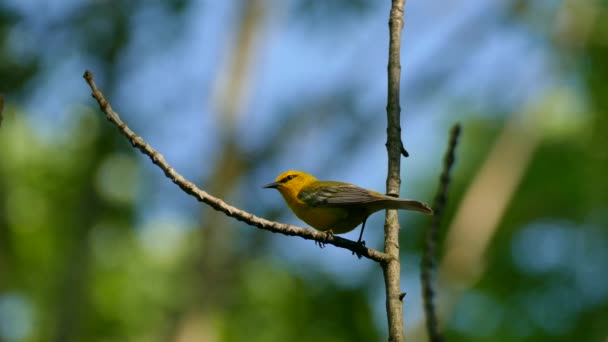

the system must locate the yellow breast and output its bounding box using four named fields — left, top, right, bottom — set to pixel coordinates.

left=279, top=190, right=365, bottom=234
